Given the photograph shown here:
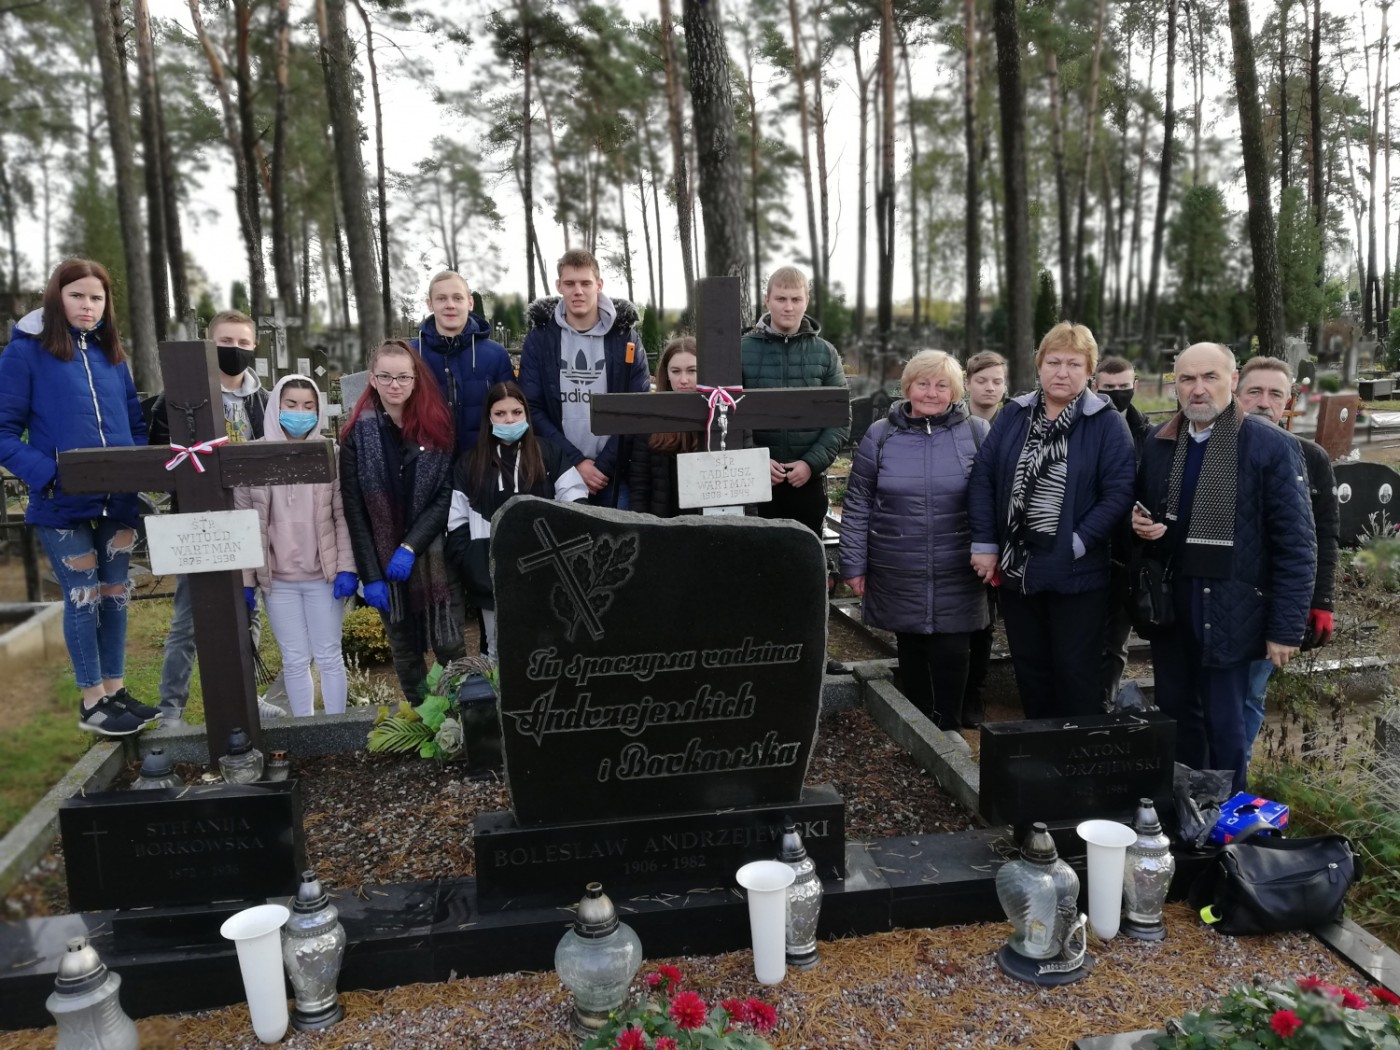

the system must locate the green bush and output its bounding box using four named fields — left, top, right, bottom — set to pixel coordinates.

left=1318, top=372, right=1342, bottom=393
left=342, top=605, right=392, bottom=664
